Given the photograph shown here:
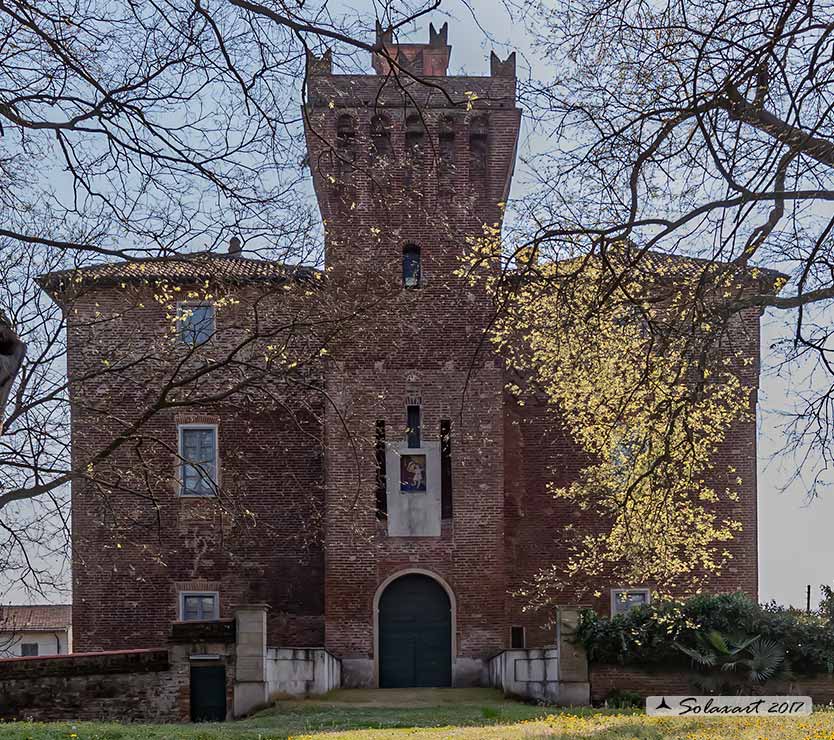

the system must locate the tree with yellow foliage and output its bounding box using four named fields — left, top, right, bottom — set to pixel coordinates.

left=464, top=236, right=784, bottom=600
